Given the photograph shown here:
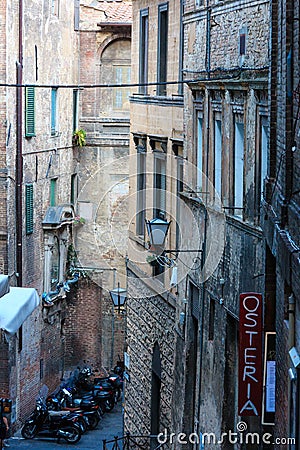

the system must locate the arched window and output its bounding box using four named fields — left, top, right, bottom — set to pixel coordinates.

left=100, top=39, right=131, bottom=113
